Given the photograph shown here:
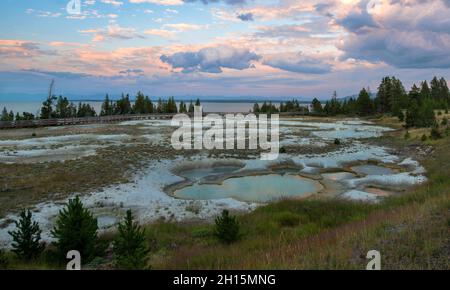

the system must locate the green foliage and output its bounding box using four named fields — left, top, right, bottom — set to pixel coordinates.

left=258, top=101, right=280, bottom=114
left=179, top=101, right=187, bottom=113
left=55, top=96, right=76, bottom=118
left=421, top=134, right=427, bottom=142
left=40, top=95, right=57, bottom=119
left=15, top=112, right=35, bottom=121
left=188, top=100, right=195, bottom=113
left=8, top=209, right=44, bottom=261
left=100, top=94, right=113, bottom=116
left=405, top=98, right=436, bottom=128
left=442, top=118, right=448, bottom=126
left=76, top=102, right=97, bottom=117
left=214, top=210, right=240, bottom=244
left=311, top=98, right=323, bottom=114
left=1, top=107, right=14, bottom=122
left=279, top=99, right=309, bottom=113
left=0, top=249, right=9, bottom=269
left=356, top=88, right=375, bottom=115
left=51, top=196, right=100, bottom=262
left=114, top=94, right=133, bottom=115
left=430, top=125, right=443, bottom=140
left=252, top=103, right=260, bottom=113
left=275, top=212, right=300, bottom=227
left=114, top=210, right=150, bottom=270
left=404, top=131, right=410, bottom=139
